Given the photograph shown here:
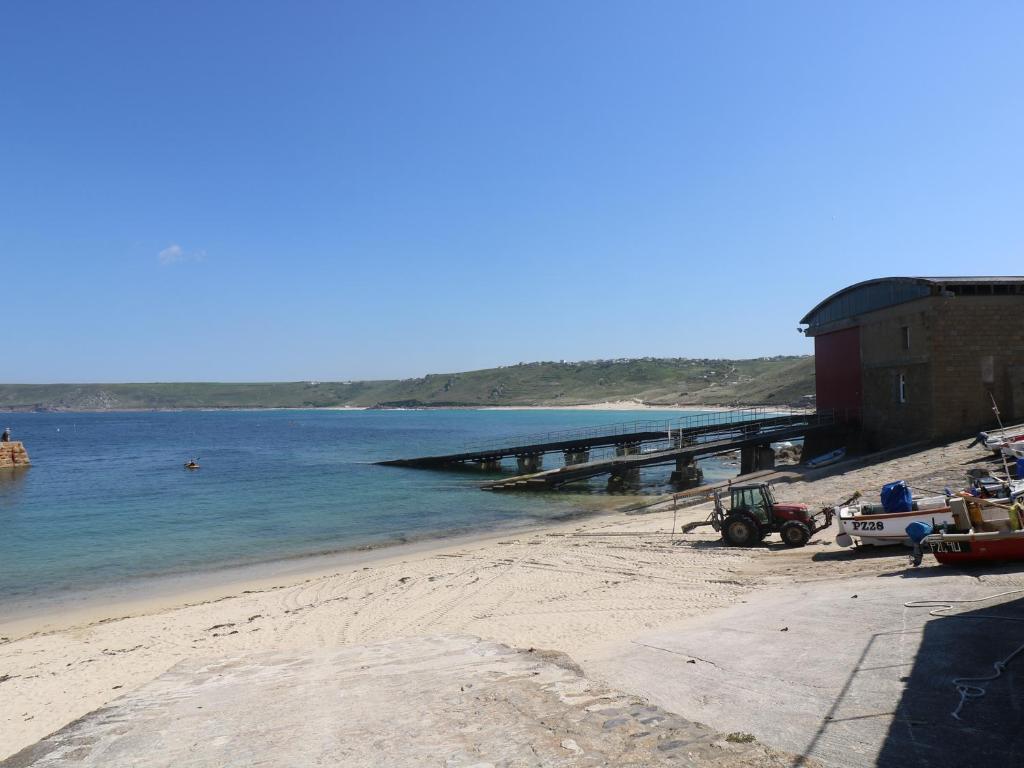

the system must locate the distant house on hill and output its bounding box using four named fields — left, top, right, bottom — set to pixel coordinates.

left=800, top=276, right=1024, bottom=448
